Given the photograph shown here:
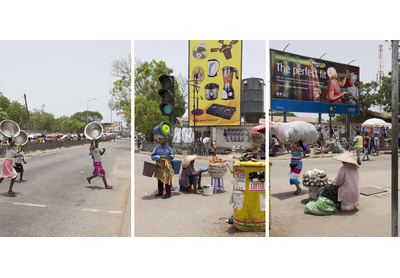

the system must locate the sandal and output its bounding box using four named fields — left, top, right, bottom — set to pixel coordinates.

left=105, top=185, right=113, bottom=190
left=7, top=192, right=16, bottom=196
